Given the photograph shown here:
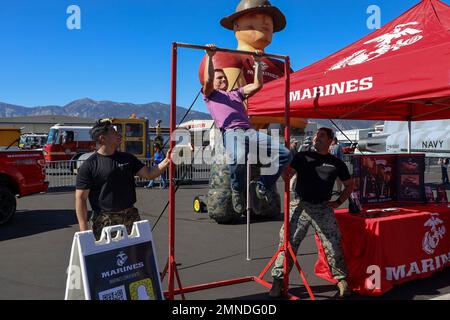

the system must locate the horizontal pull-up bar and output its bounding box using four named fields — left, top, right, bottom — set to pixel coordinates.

left=174, top=42, right=289, bottom=61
